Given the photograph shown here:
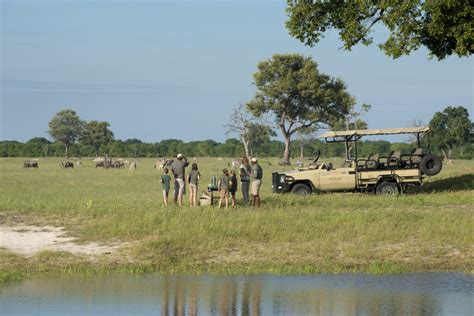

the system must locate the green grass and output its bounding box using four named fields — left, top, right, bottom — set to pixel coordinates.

left=0, top=157, right=473, bottom=281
